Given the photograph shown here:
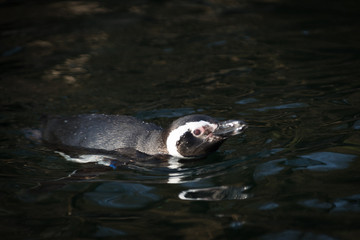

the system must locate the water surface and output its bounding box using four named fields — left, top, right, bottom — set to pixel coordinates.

left=1, top=0, right=360, bottom=239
